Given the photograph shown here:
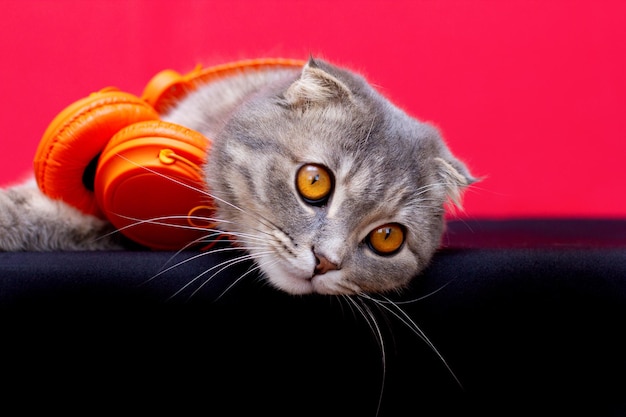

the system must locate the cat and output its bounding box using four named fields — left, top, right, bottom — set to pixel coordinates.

left=0, top=57, right=475, bottom=297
